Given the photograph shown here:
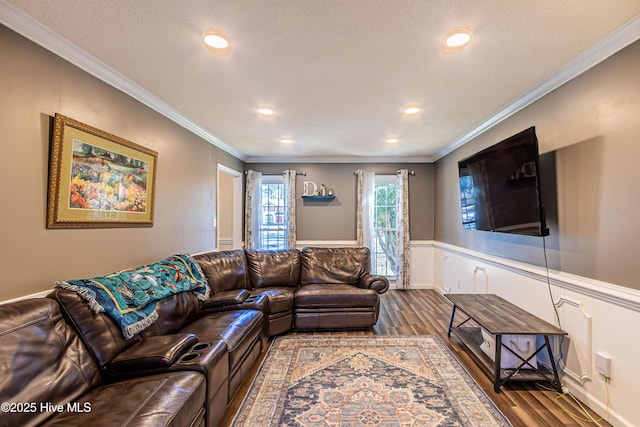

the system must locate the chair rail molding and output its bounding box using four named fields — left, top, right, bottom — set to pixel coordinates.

left=1, top=290, right=50, bottom=305
left=432, top=241, right=640, bottom=313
